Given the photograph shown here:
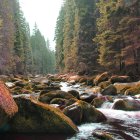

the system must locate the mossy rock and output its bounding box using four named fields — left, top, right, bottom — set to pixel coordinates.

left=94, top=72, right=109, bottom=85
left=39, top=90, right=75, bottom=104
left=91, top=97, right=105, bottom=108
left=80, top=93, right=96, bottom=103
left=14, top=80, right=27, bottom=88
left=21, top=89, right=33, bottom=94
left=101, top=85, right=117, bottom=96
left=98, top=81, right=111, bottom=89
left=9, top=97, right=78, bottom=133
left=92, top=131, right=114, bottom=140
left=125, top=86, right=140, bottom=96
left=0, top=81, right=18, bottom=129
left=119, top=87, right=131, bottom=95
left=79, top=77, right=87, bottom=83
left=24, top=83, right=34, bottom=91
left=91, top=96, right=113, bottom=108
left=64, top=100, right=107, bottom=124
left=50, top=98, right=69, bottom=105
left=112, top=100, right=127, bottom=110
left=112, top=99, right=140, bottom=111
left=86, top=77, right=94, bottom=86
left=10, top=86, right=22, bottom=95
left=33, top=84, right=47, bottom=90
left=110, top=75, right=131, bottom=84
left=65, top=98, right=78, bottom=106
left=86, top=86, right=102, bottom=94
left=68, top=90, right=80, bottom=99
left=77, top=100, right=107, bottom=123
left=63, top=103, right=83, bottom=125
left=114, top=81, right=140, bottom=93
